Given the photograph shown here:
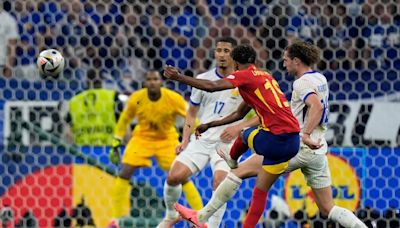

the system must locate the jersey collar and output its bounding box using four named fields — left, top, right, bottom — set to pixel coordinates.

left=215, top=68, right=224, bottom=78
left=302, top=70, right=318, bottom=76
left=248, top=65, right=257, bottom=70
